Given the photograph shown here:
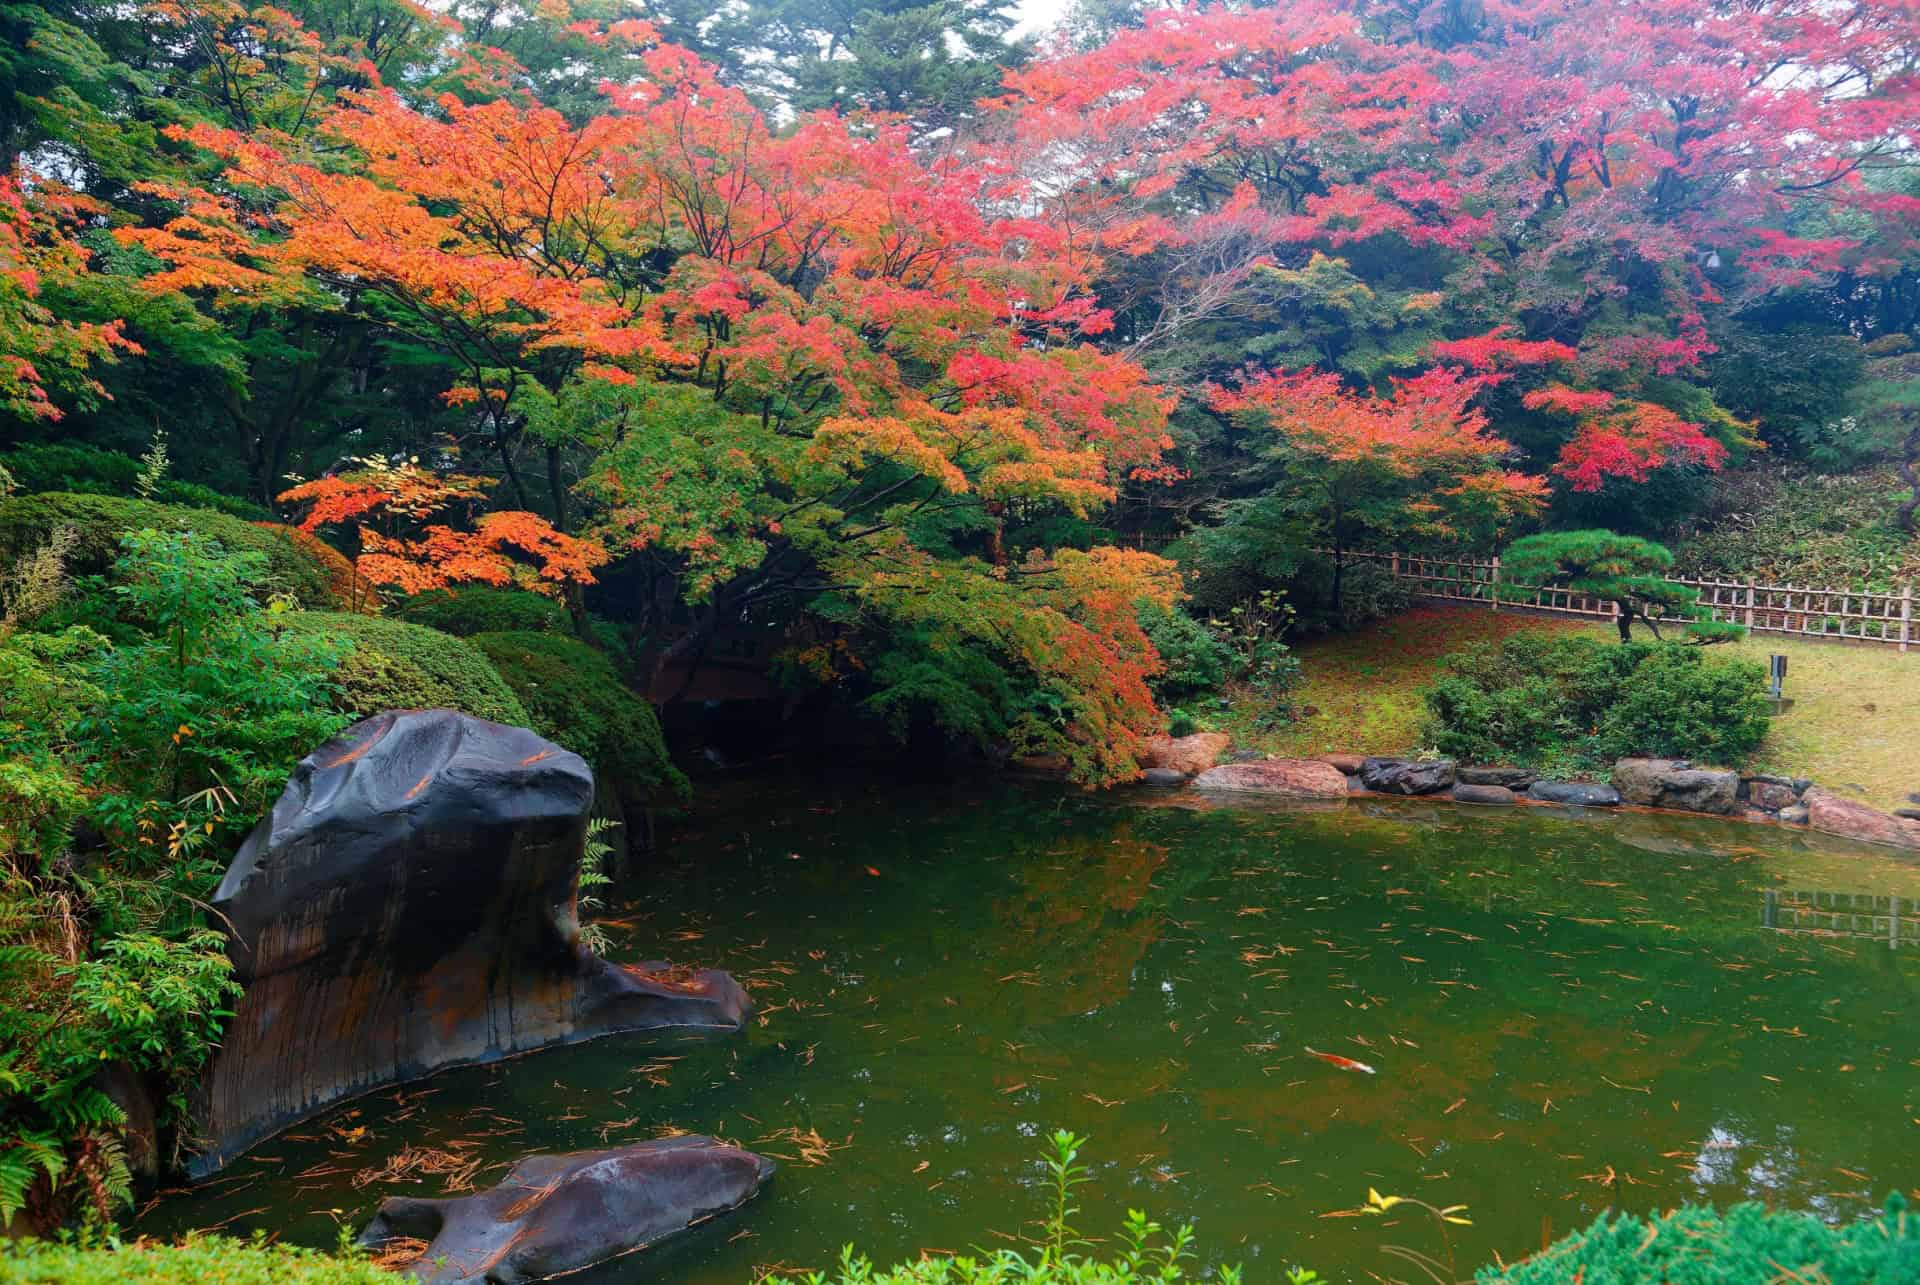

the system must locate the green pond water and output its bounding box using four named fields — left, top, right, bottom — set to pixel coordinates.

left=145, top=781, right=1920, bottom=1282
